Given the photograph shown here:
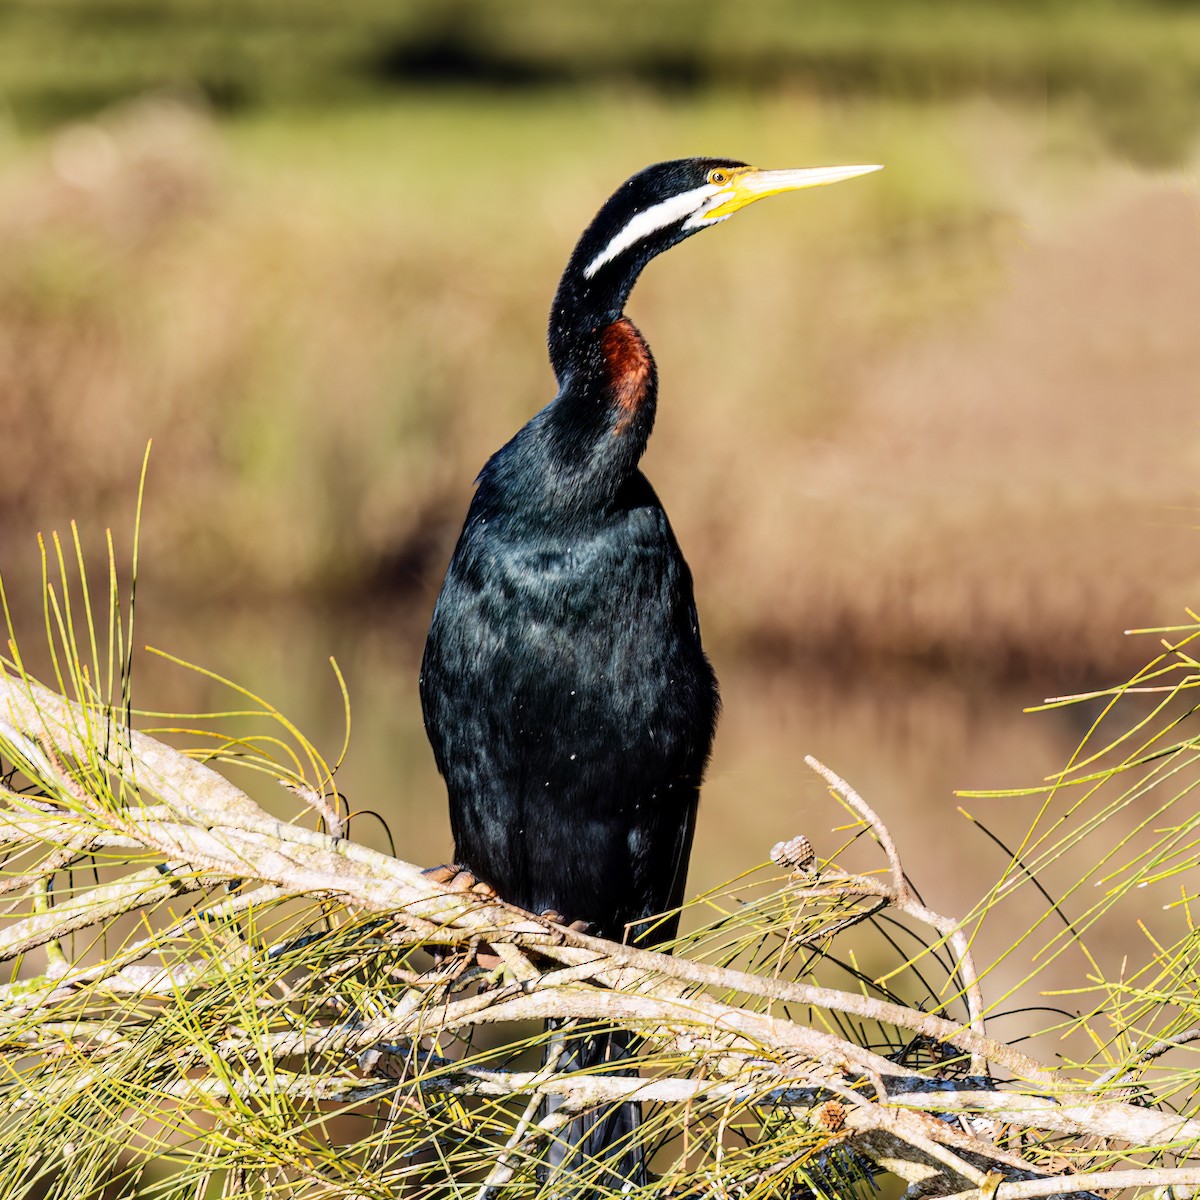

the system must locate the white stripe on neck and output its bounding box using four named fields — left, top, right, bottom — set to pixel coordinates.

left=582, top=184, right=718, bottom=279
